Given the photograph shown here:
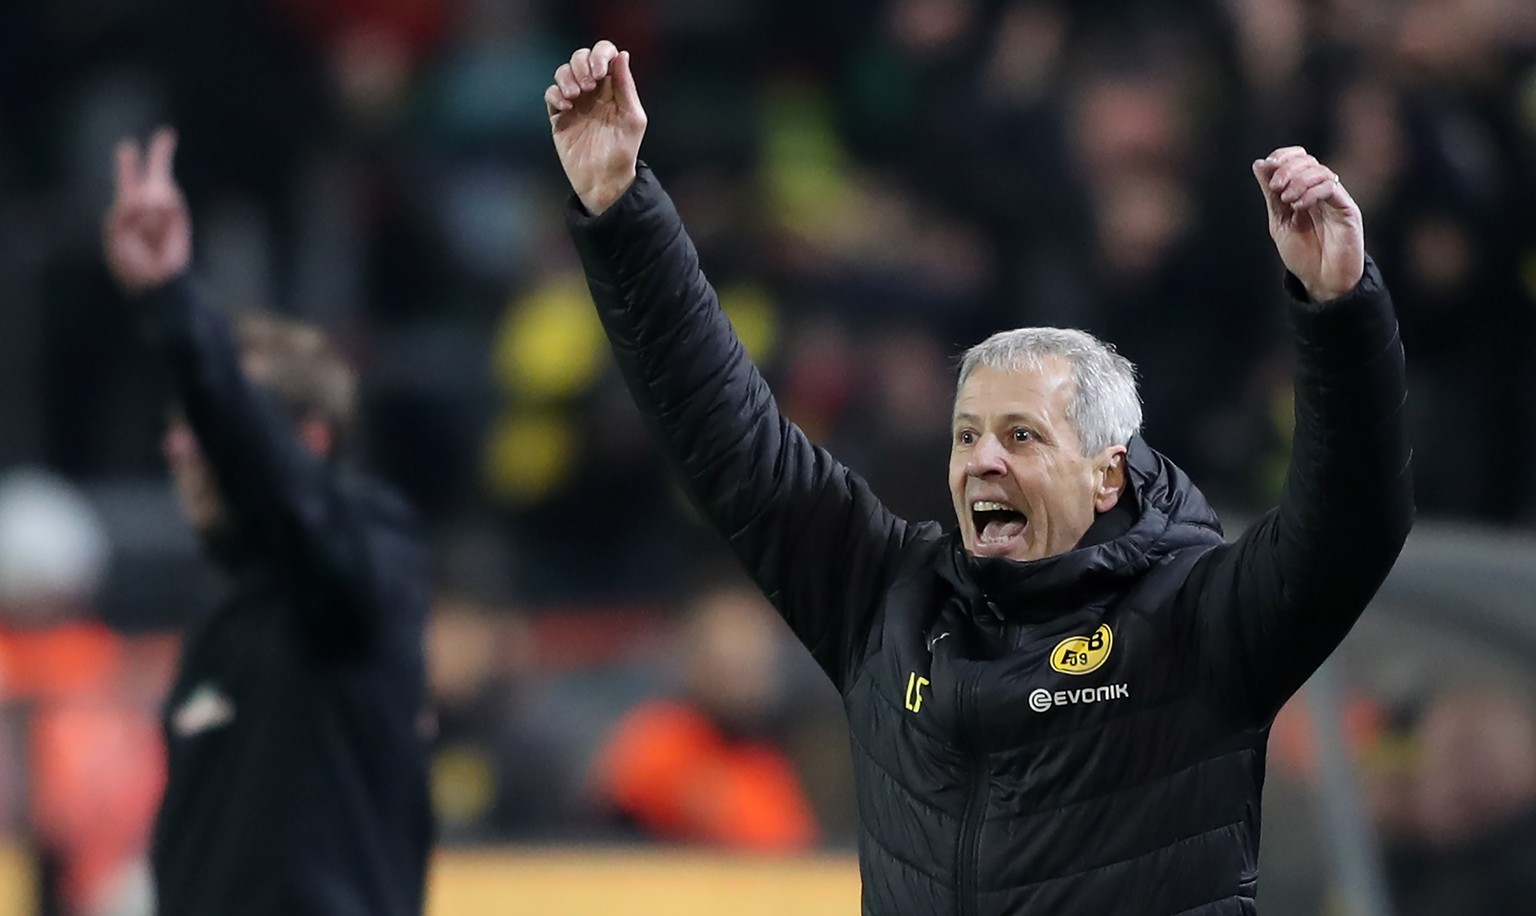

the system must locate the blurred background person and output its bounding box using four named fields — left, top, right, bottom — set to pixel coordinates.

left=424, top=590, right=578, bottom=842
left=1382, top=687, right=1536, bottom=916
left=0, top=469, right=162, bottom=916
left=103, top=130, right=433, bottom=916
left=589, top=581, right=819, bottom=853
